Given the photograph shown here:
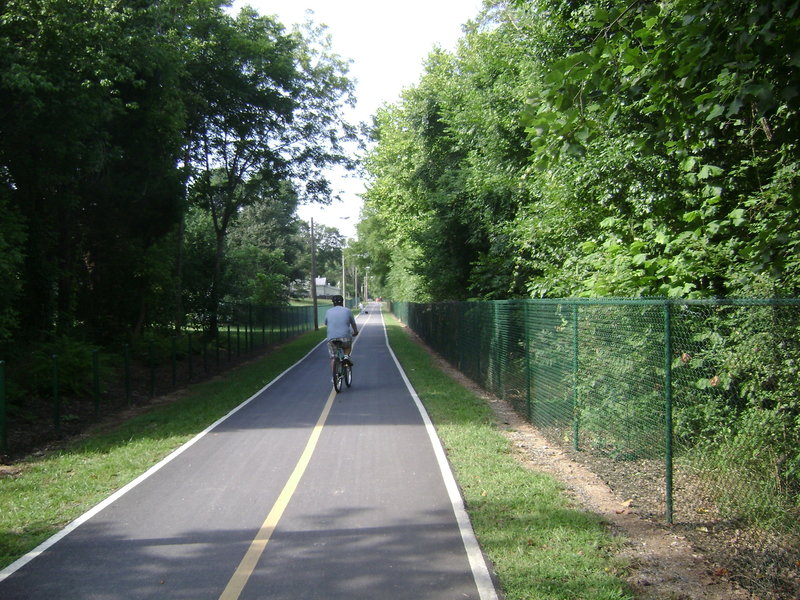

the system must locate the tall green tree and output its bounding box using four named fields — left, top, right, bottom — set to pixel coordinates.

left=186, top=8, right=357, bottom=333
left=1, top=0, right=192, bottom=339
left=306, top=221, right=346, bottom=288
left=0, top=172, right=25, bottom=343
left=521, top=0, right=800, bottom=297
left=360, top=0, right=800, bottom=514
left=223, top=182, right=301, bottom=307
left=363, top=0, right=800, bottom=300
left=361, top=7, right=538, bottom=300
